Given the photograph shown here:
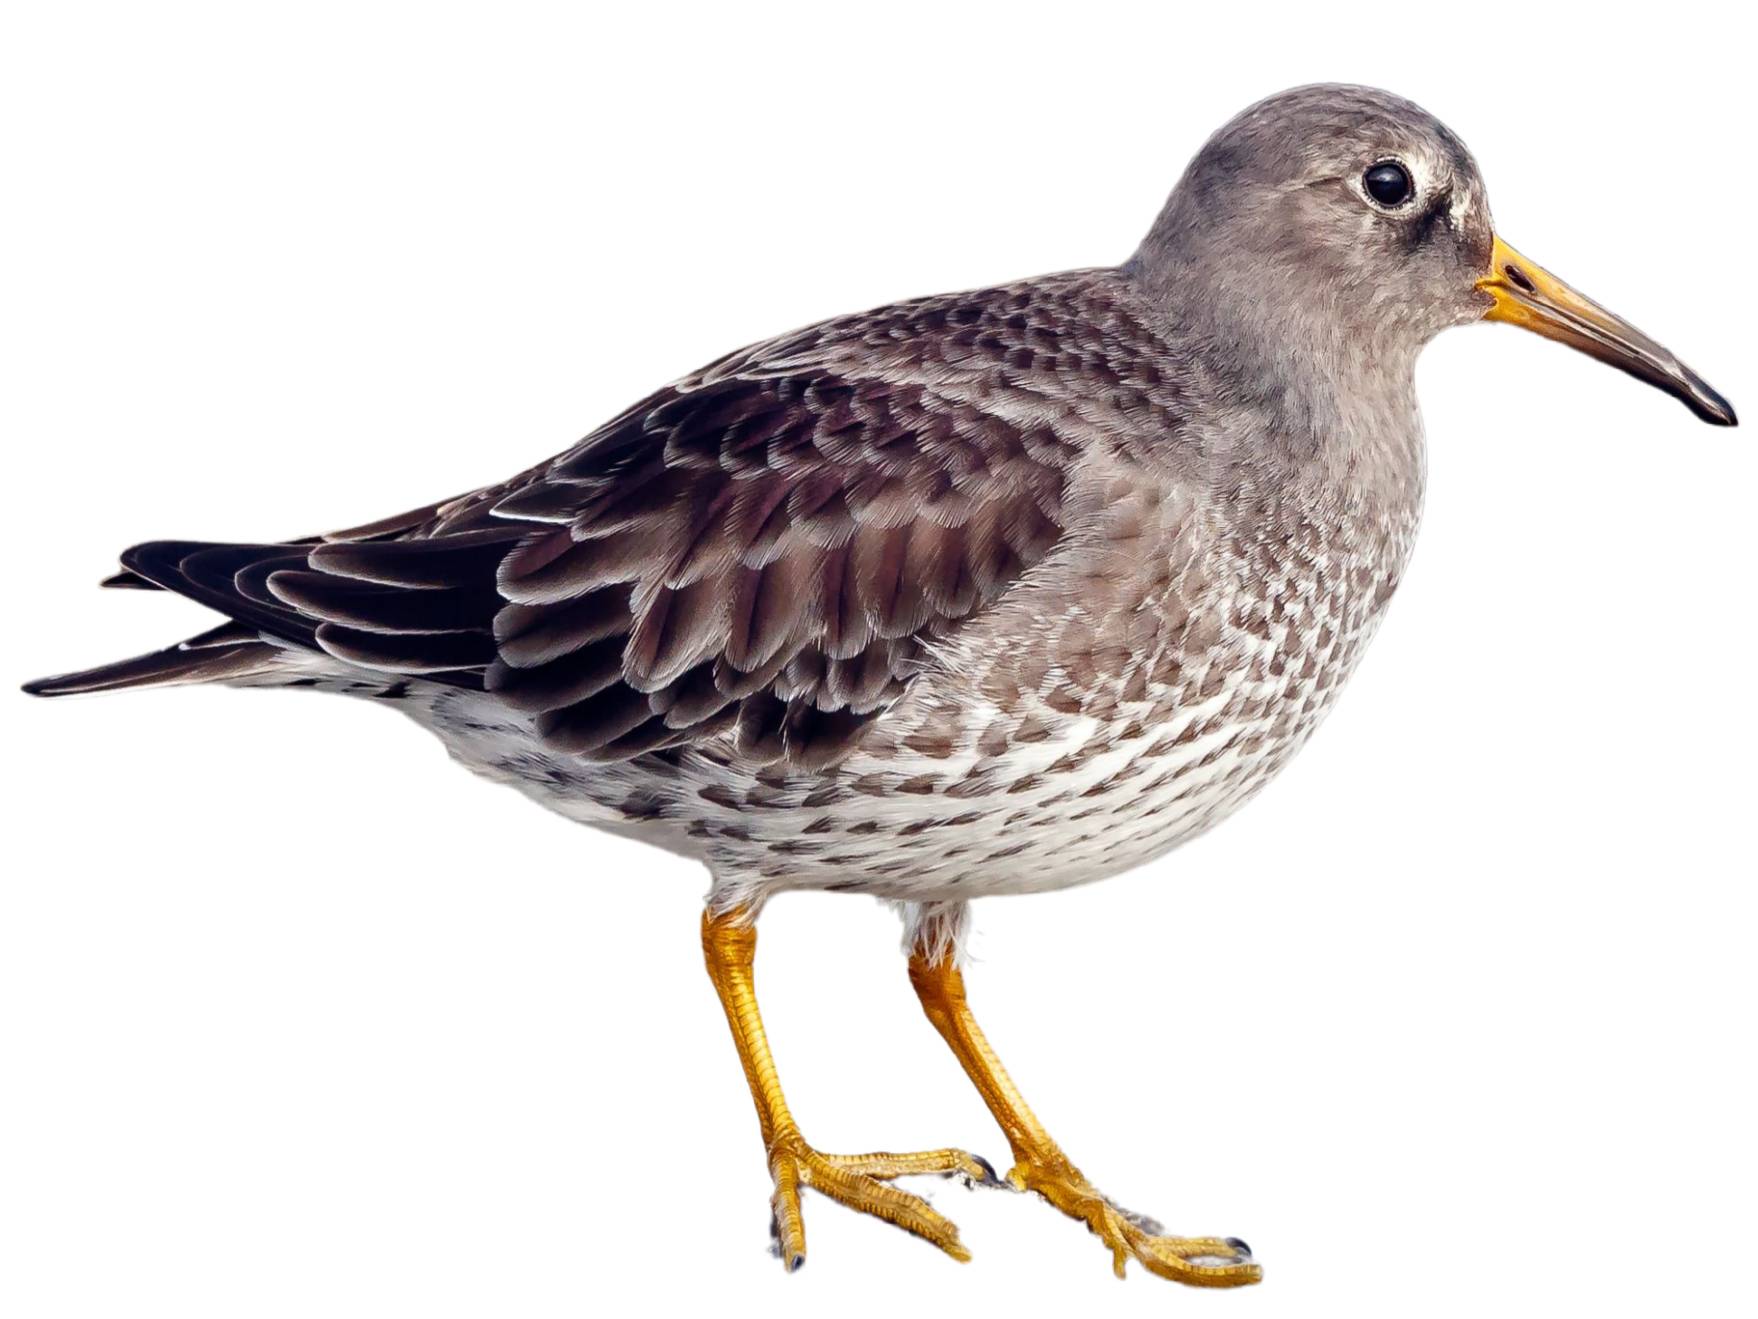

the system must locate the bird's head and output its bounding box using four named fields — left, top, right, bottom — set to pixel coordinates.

left=1133, top=84, right=1735, bottom=426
